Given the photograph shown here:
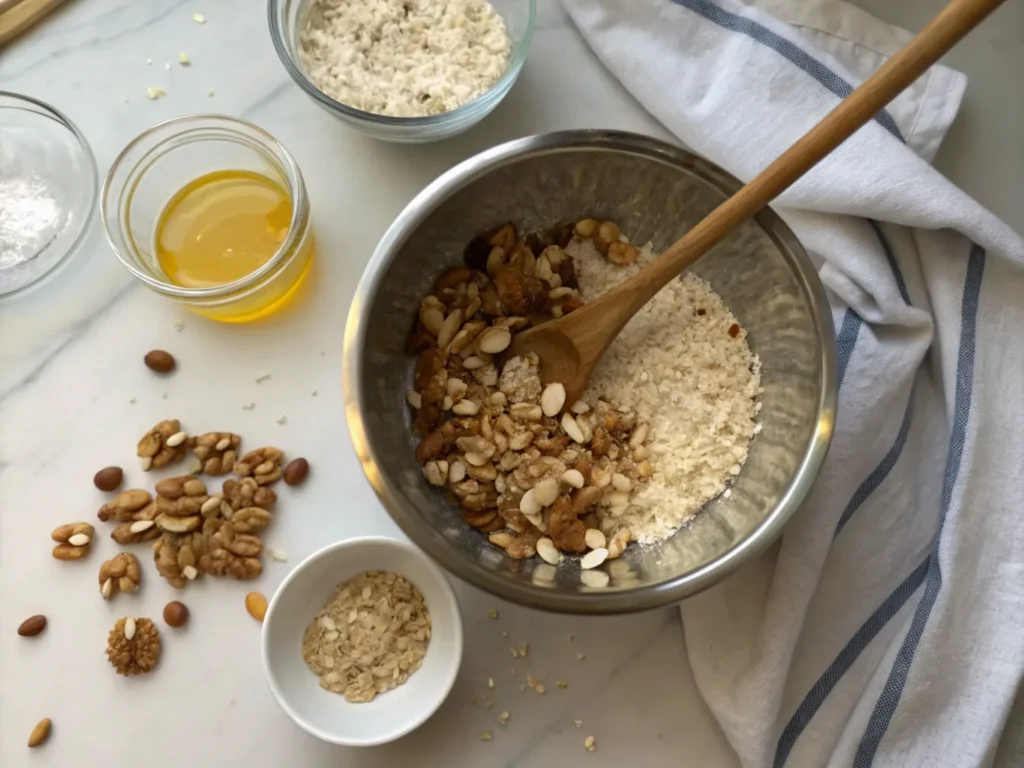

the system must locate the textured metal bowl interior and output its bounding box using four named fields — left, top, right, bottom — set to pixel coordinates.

left=344, top=131, right=836, bottom=614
